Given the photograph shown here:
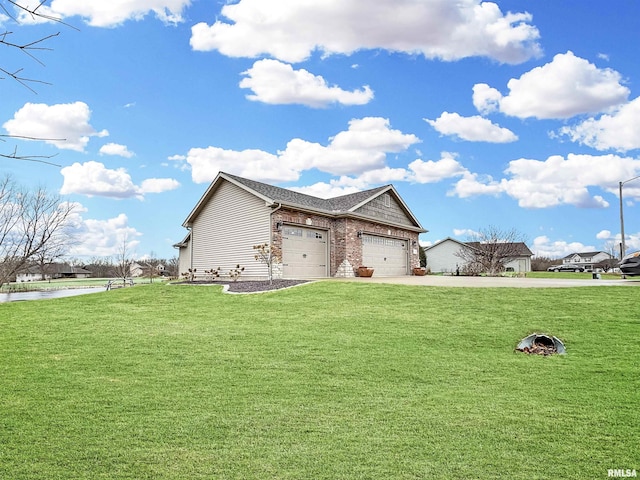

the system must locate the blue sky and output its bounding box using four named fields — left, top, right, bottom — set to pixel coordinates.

left=2, top=0, right=640, bottom=261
